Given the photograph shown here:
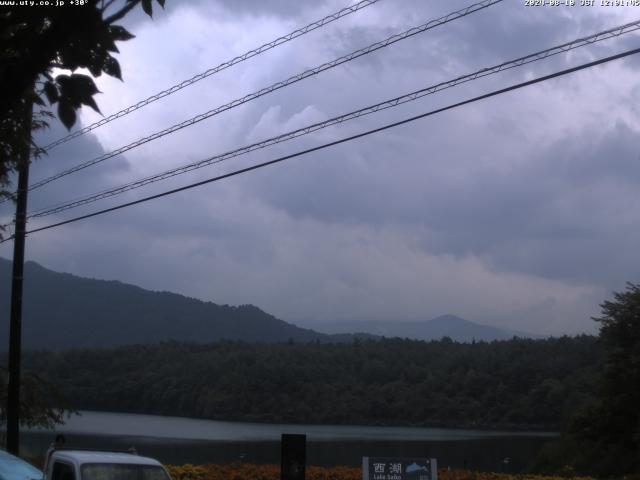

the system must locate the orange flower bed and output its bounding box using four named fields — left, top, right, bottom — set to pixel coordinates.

left=164, top=464, right=594, bottom=480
